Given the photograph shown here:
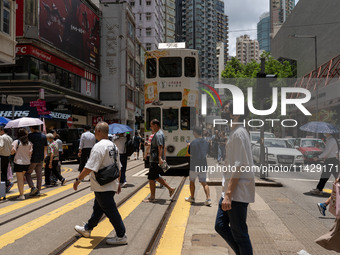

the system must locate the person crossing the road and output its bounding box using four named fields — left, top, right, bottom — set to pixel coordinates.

left=73, top=121, right=127, bottom=245
left=78, top=125, right=96, bottom=172
left=143, top=119, right=175, bottom=203
left=0, top=126, right=13, bottom=193
left=185, top=127, right=211, bottom=206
